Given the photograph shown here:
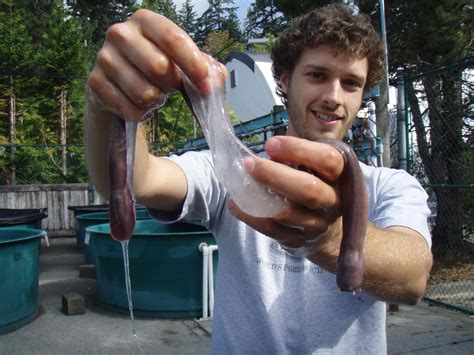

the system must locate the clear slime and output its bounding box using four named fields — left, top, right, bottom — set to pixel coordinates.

left=181, top=58, right=287, bottom=218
